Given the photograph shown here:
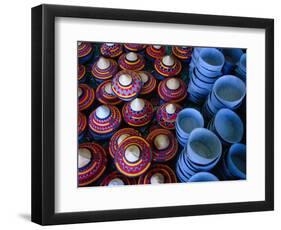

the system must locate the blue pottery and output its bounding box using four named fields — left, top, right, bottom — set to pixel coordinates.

left=188, top=48, right=228, bottom=106
left=212, top=75, right=246, bottom=109
left=176, top=108, right=204, bottom=139
left=187, top=128, right=222, bottom=165
left=176, top=129, right=223, bottom=181
left=226, top=143, right=246, bottom=179
left=188, top=172, right=219, bottom=182
left=197, top=48, right=225, bottom=72
left=212, top=108, right=244, bottom=144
